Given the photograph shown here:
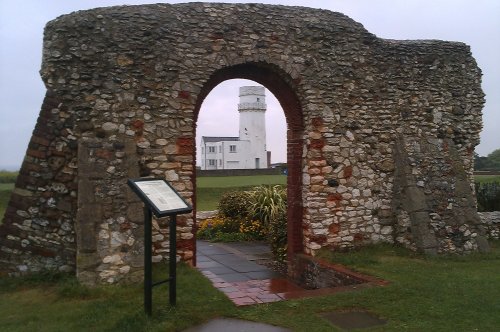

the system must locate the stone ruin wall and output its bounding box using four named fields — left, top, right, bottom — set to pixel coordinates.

left=0, top=3, right=490, bottom=284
